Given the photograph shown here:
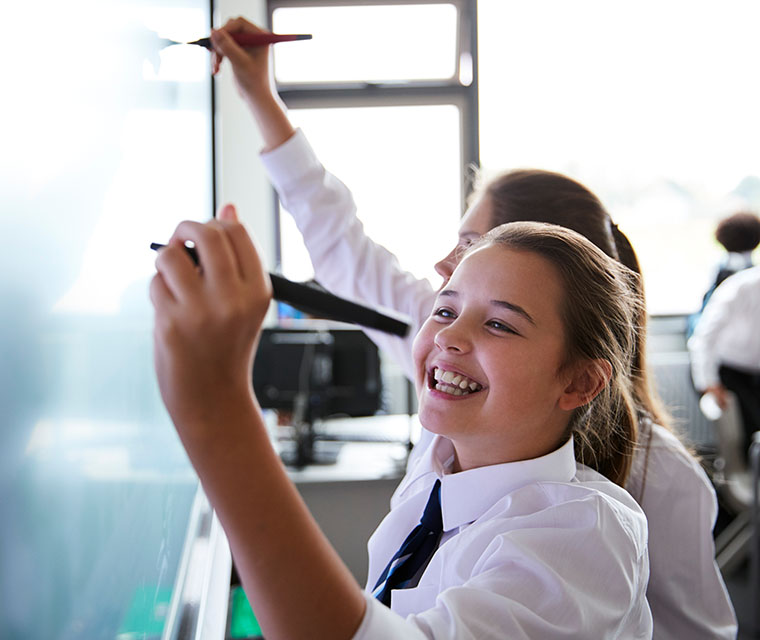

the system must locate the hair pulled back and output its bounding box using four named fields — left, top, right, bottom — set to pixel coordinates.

left=472, top=221, right=643, bottom=486
left=481, top=169, right=619, bottom=260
